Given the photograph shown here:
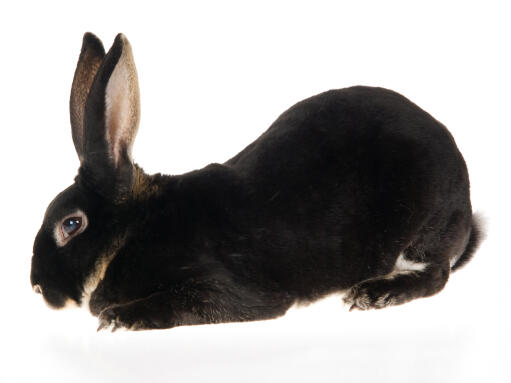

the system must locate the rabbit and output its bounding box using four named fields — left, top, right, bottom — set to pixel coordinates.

left=30, top=32, right=483, bottom=331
